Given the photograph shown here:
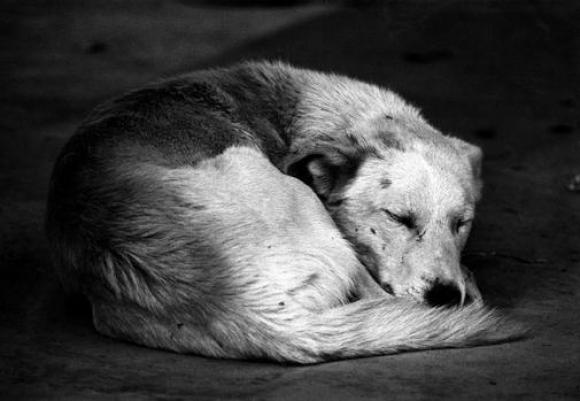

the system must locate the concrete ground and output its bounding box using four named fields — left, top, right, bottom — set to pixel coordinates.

left=1, top=0, right=579, bottom=400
